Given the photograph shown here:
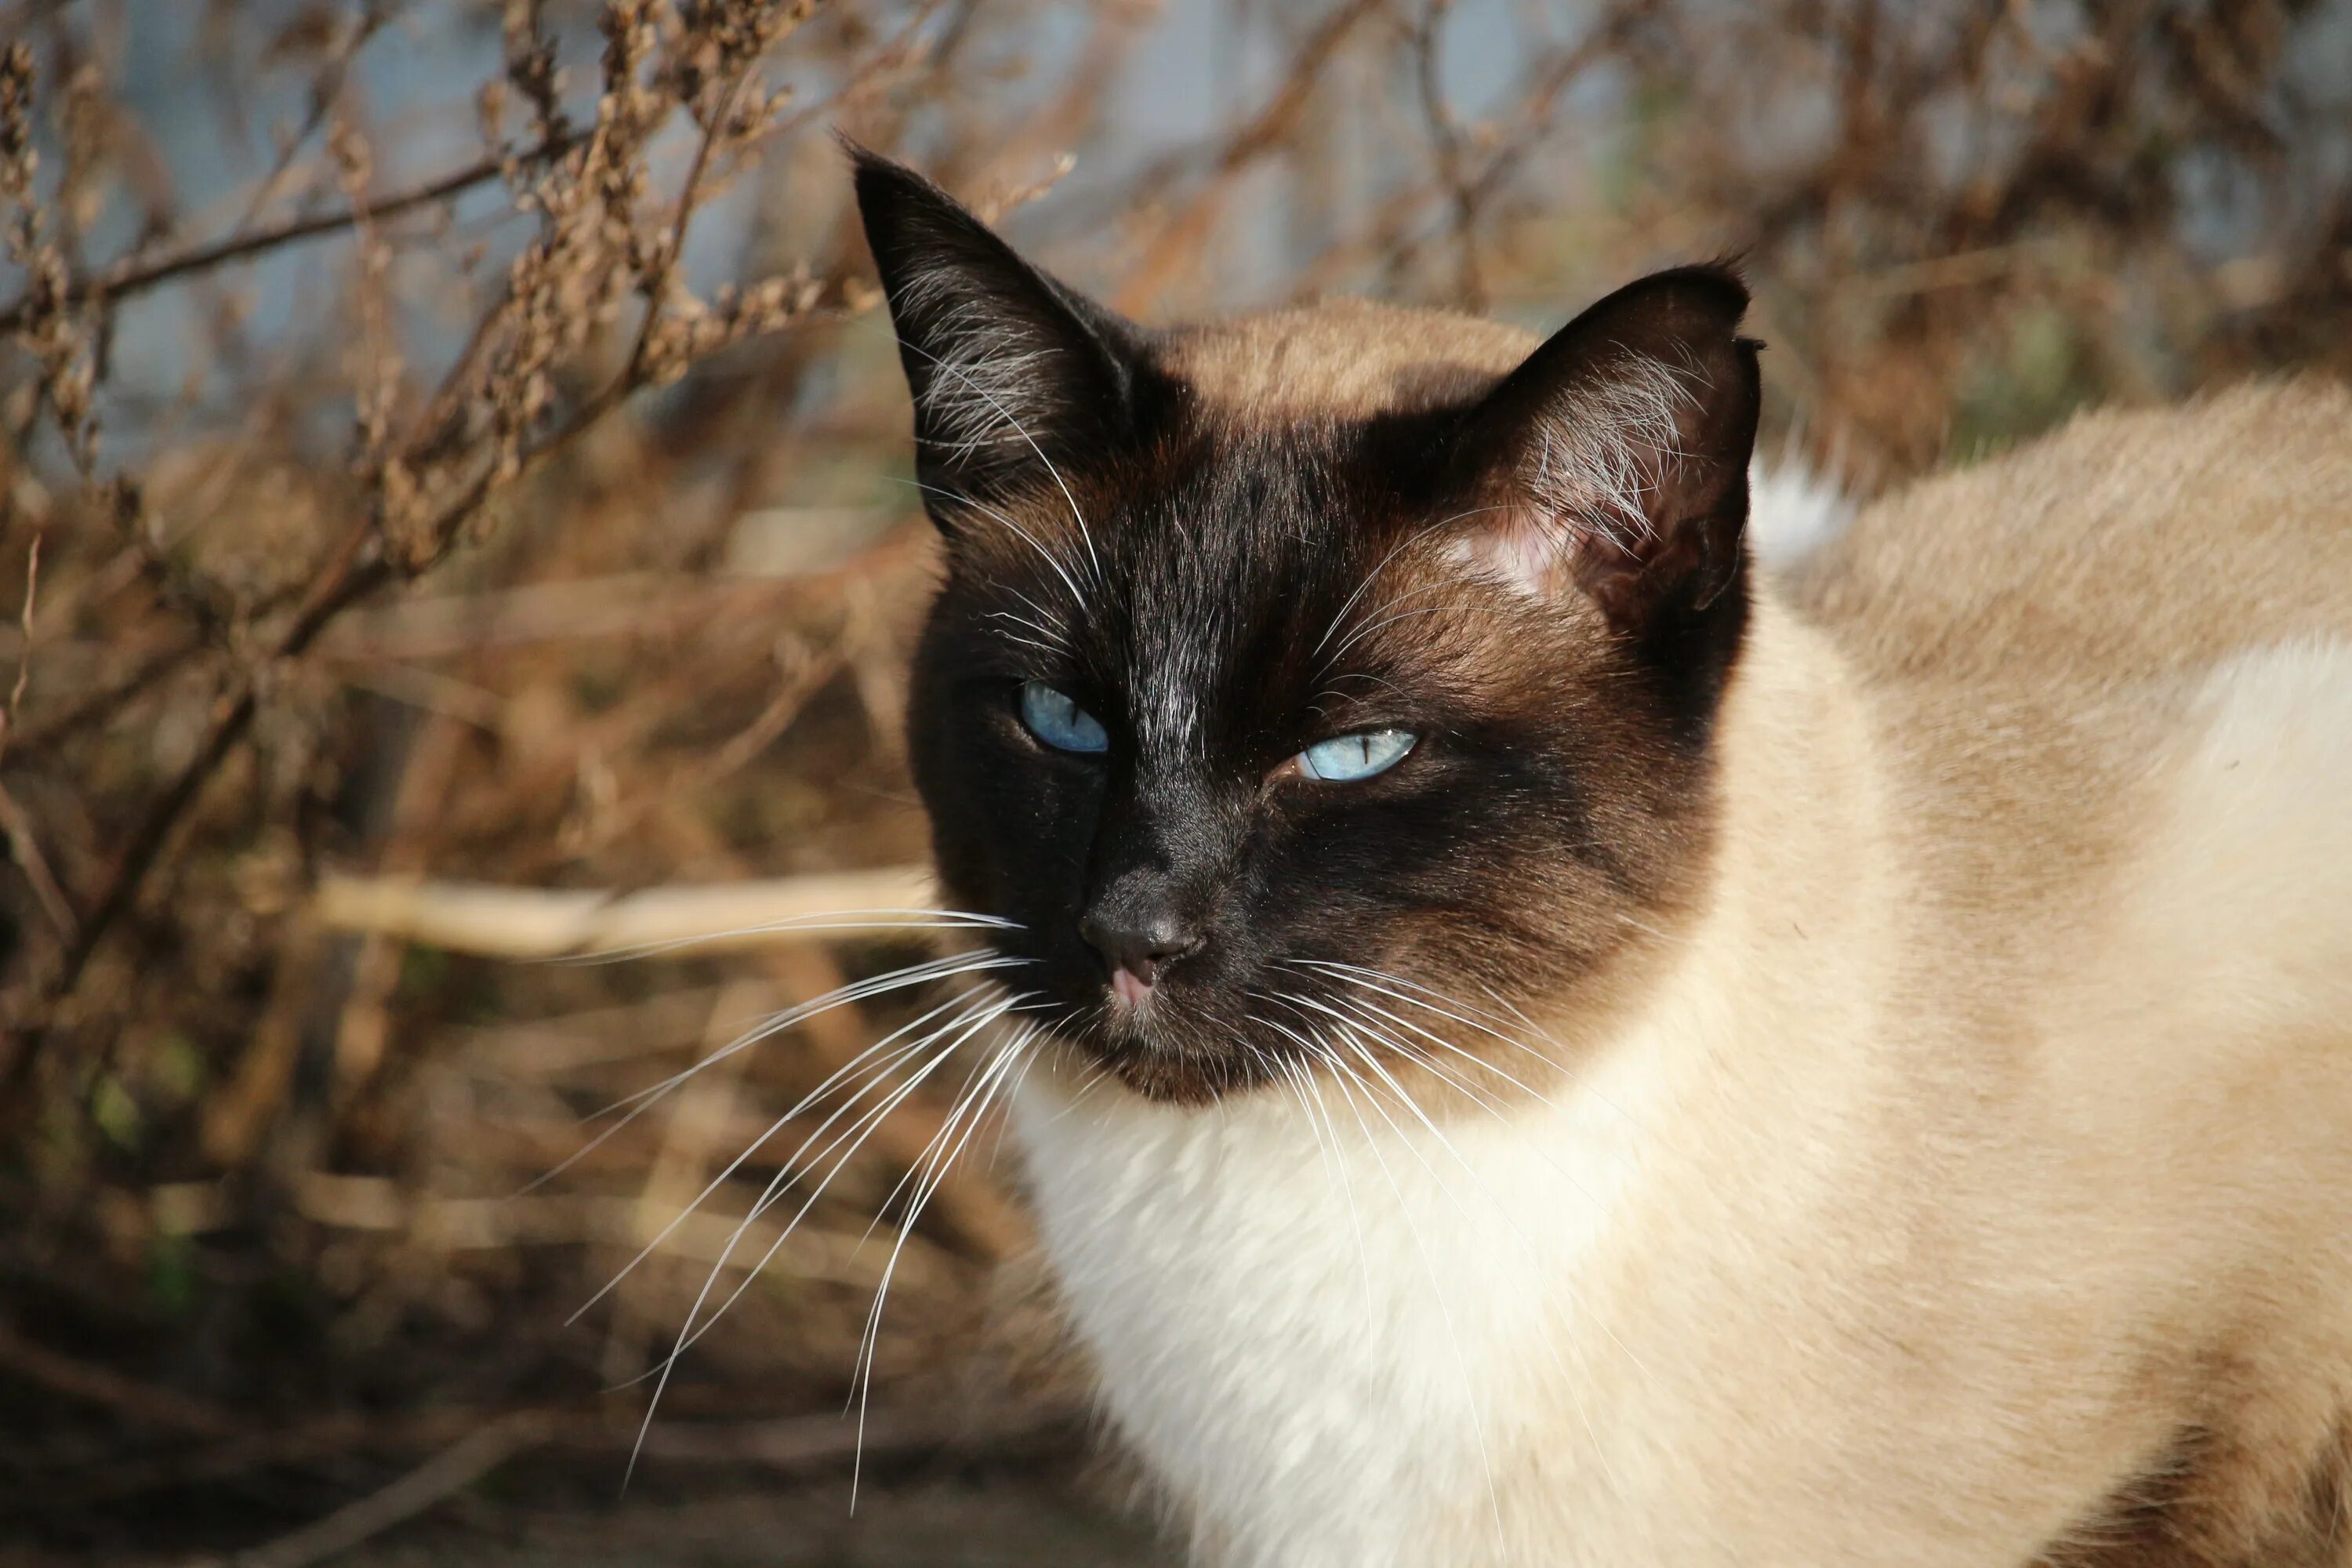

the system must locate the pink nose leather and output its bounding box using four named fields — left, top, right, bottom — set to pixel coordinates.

left=1111, top=967, right=1153, bottom=1008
